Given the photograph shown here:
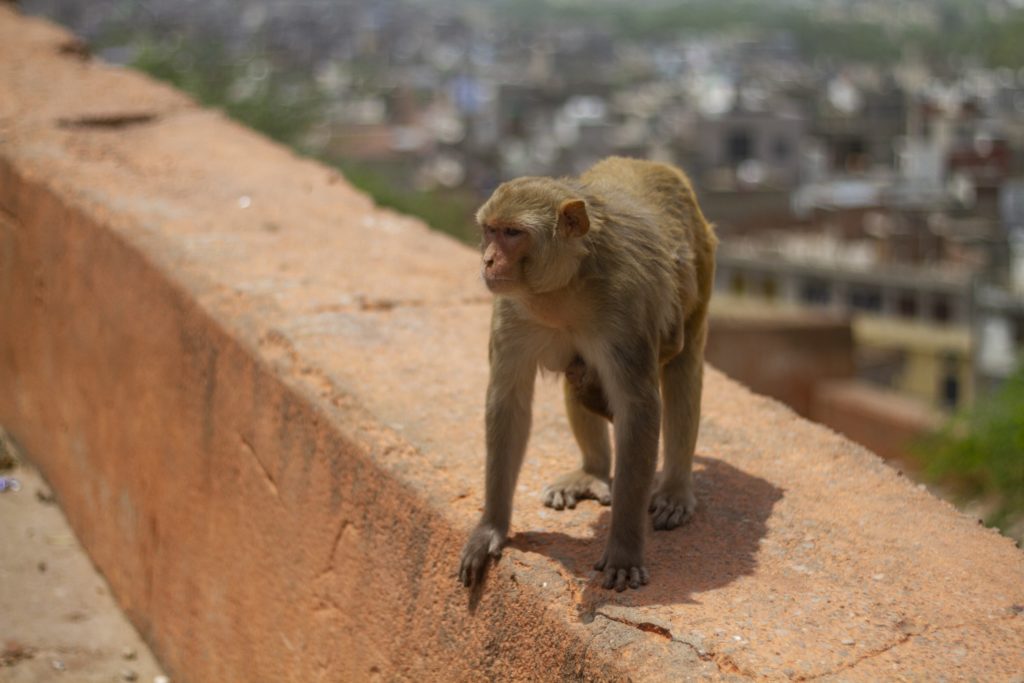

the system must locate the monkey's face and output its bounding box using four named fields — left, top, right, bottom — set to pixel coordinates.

left=476, top=179, right=591, bottom=296
left=480, top=224, right=531, bottom=294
